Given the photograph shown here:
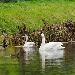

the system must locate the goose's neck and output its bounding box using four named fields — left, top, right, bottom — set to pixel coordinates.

left=25, top=35, right=28, bottom=43
left=25, top=40, right=27, bottom=44
left=41, top=36, right=45, bottom=45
